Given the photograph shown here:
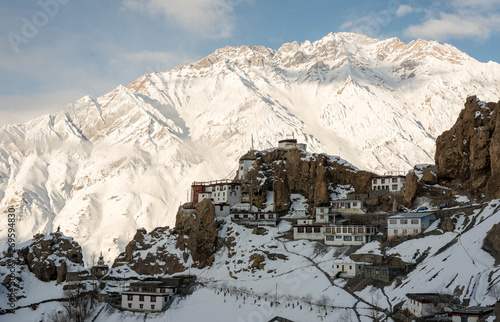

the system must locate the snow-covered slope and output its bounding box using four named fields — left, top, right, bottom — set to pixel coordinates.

left=0, top=32, right=499, bottom=262
left=4, top=200, right=500, bottom=321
